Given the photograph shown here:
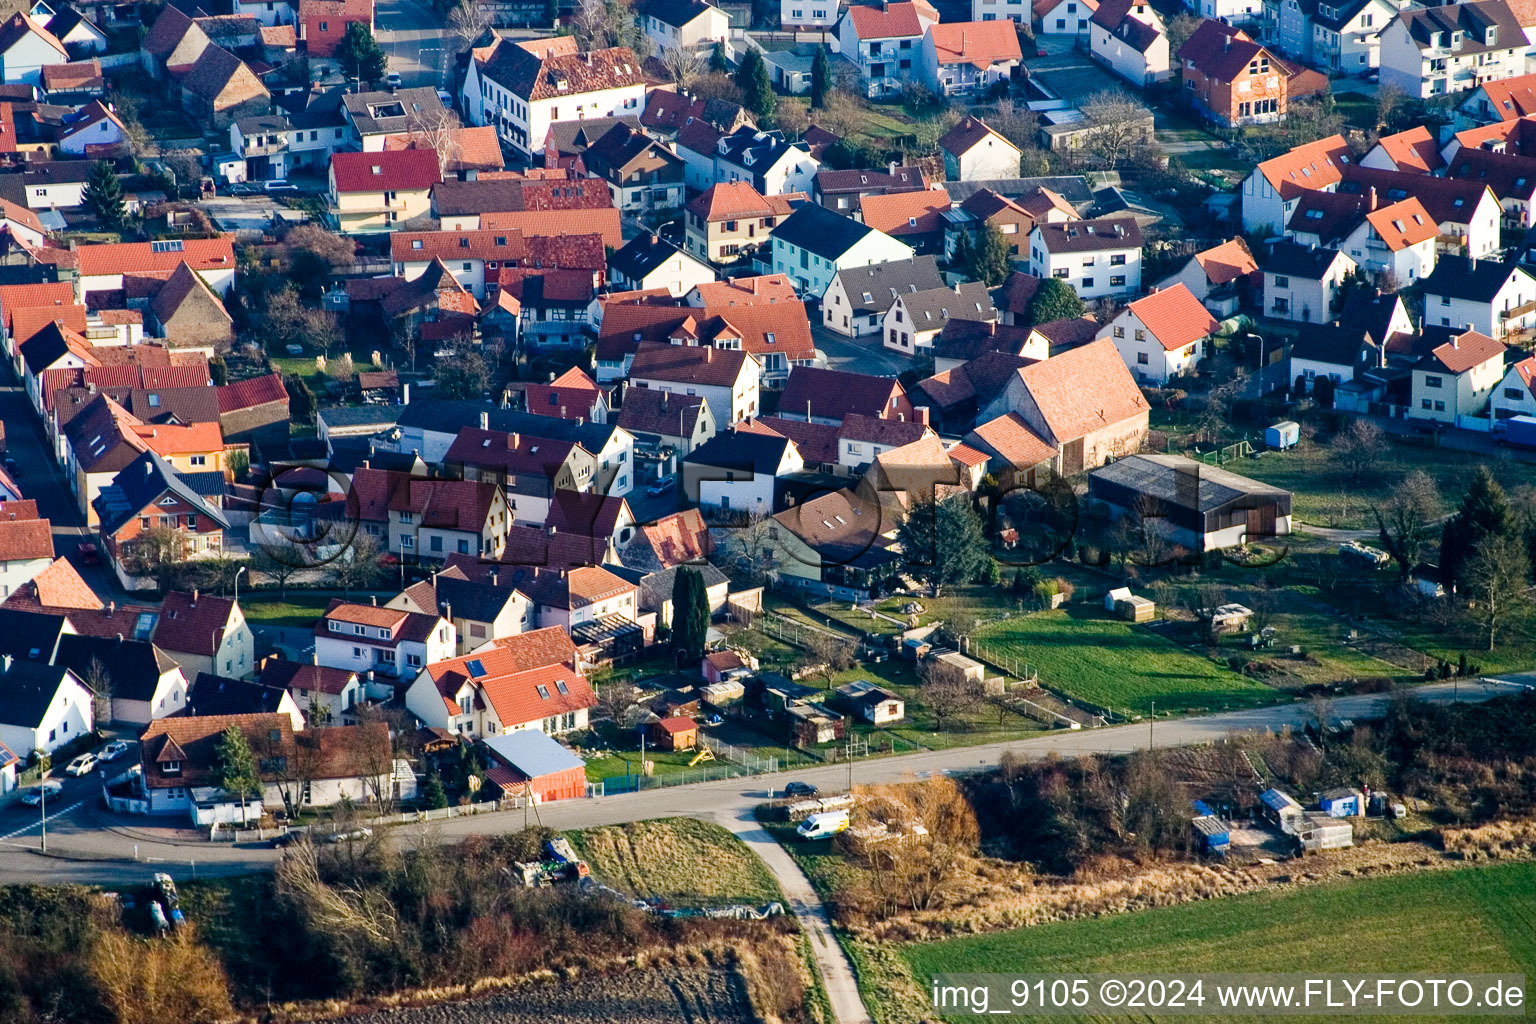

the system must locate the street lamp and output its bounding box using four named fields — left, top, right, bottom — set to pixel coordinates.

left=1149, top=700, right=1155, bottom=750
left=39, top=777, right=46, bottom=853
left=233, top=564, right=248, bottom=603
